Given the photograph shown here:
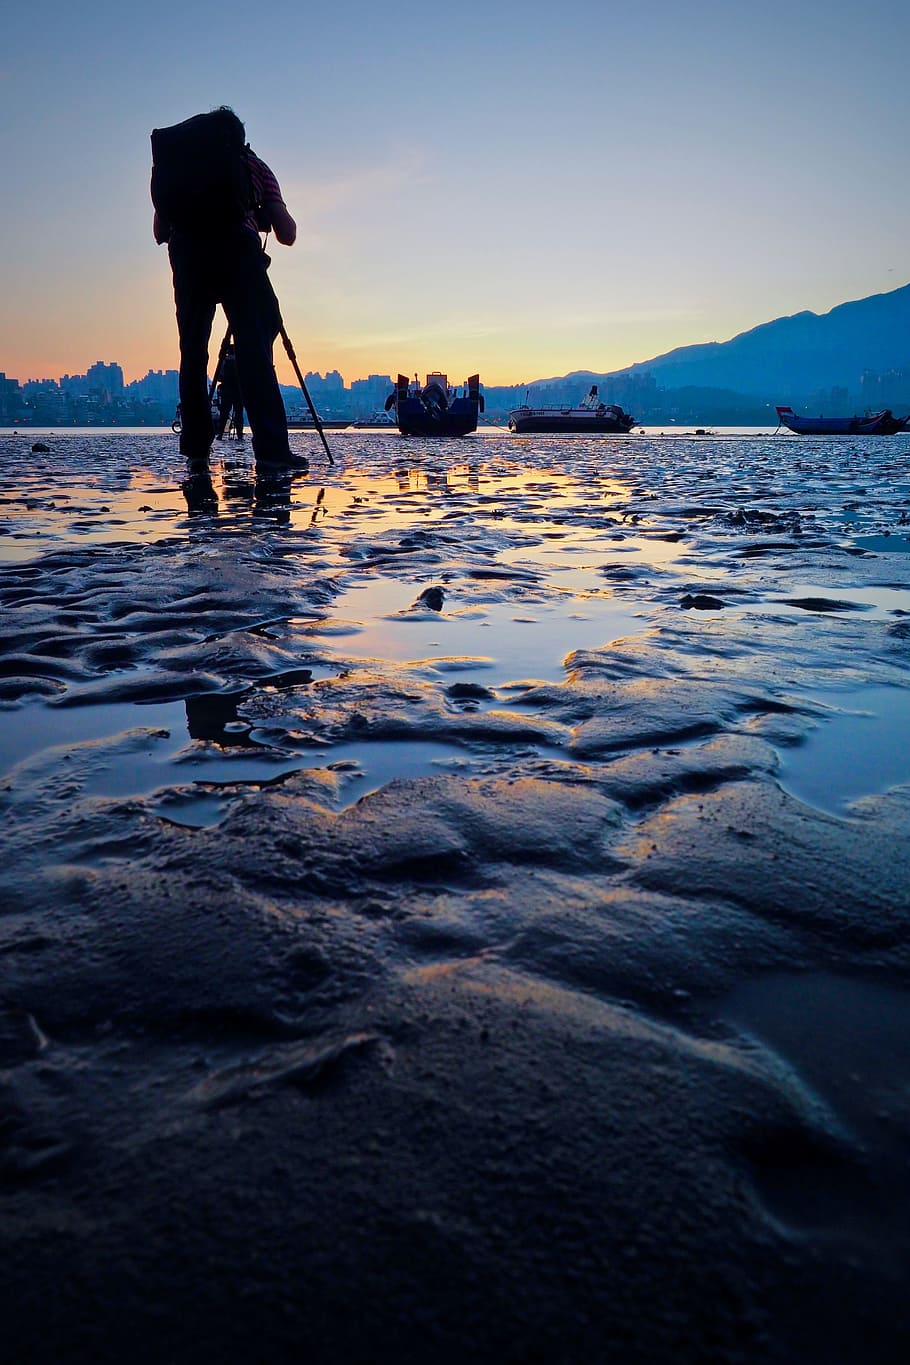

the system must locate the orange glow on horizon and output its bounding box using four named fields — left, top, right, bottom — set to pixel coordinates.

left=3, top=343, right=642, bottom=392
